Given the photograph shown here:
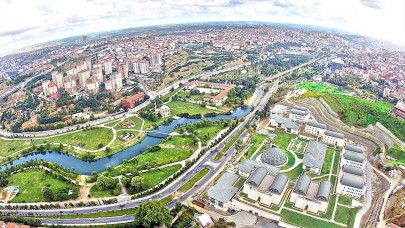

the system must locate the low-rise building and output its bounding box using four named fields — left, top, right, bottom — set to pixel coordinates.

left=155, top=105, right=171, bottom=117
left=392, top=102, right=405, bottom=119
left=242, top=167, right=288, bottom=206
left=303, top=141, right=327, bottom=174
left=322, top=130, right=345, bottom=147
left=336, top=173, right=366, bottom=199
left=207, top=172, right=239, bottom=211
left=270, top=105, right=287, bottom=116
left=289, top=105, right=310, bottom=122
left=289, top=174, right=332, bottom=213
left=270, top=115, right=301, bottom=134
left=340, top=150, right=365, bottom=169
left=305, top=121, right=327, bottom=137
left=121, top=92, right=145, bottom=109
